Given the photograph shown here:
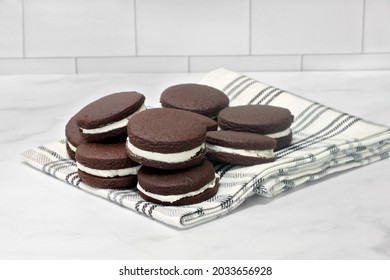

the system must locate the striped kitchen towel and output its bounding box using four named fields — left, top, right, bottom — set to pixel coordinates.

left=21, top=68, right=390, bottom=228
